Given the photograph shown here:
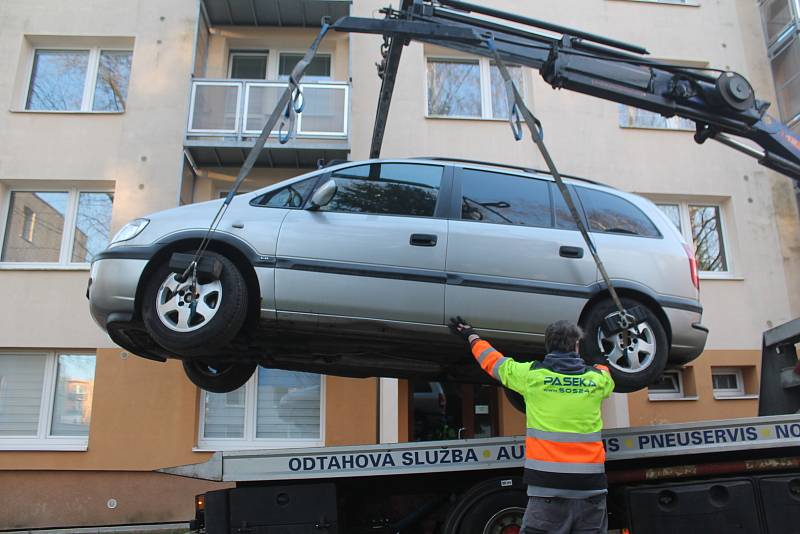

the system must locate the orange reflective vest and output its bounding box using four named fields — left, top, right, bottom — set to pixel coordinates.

left=471, top=338, right=614, bottom=495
